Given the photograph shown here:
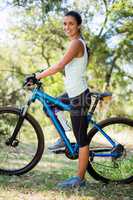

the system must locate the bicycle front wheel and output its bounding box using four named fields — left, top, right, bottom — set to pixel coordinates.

left=0, top=107, right=44, bottom=175
left=87, top=117, right=133, bottom=184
